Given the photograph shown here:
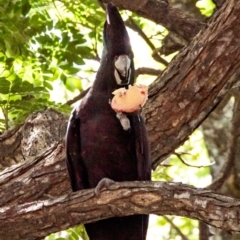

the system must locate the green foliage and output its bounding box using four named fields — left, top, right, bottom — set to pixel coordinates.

left=196, top=0, right=216, bottom=17
left=151, top=216, right=199, bottom=240
left=153, top=130, right=210, bottom=186
left=0, top=52, right=71, bottom=130
left=0, top=0, right=105, bottom=130
left=152, top=129, right=211, bottom=239
left=45, top=225, right=89, bottom=240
